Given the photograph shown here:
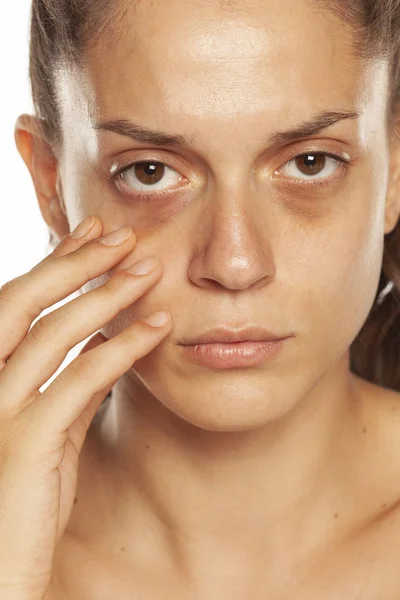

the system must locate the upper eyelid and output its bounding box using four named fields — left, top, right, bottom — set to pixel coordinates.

left=276, top=152, right=348, bottom=174
left=113, top=151, right=349, bottom=192
left=114, top=161, right=182, bottom=179
left=114, top=151, right=347, bottom=174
